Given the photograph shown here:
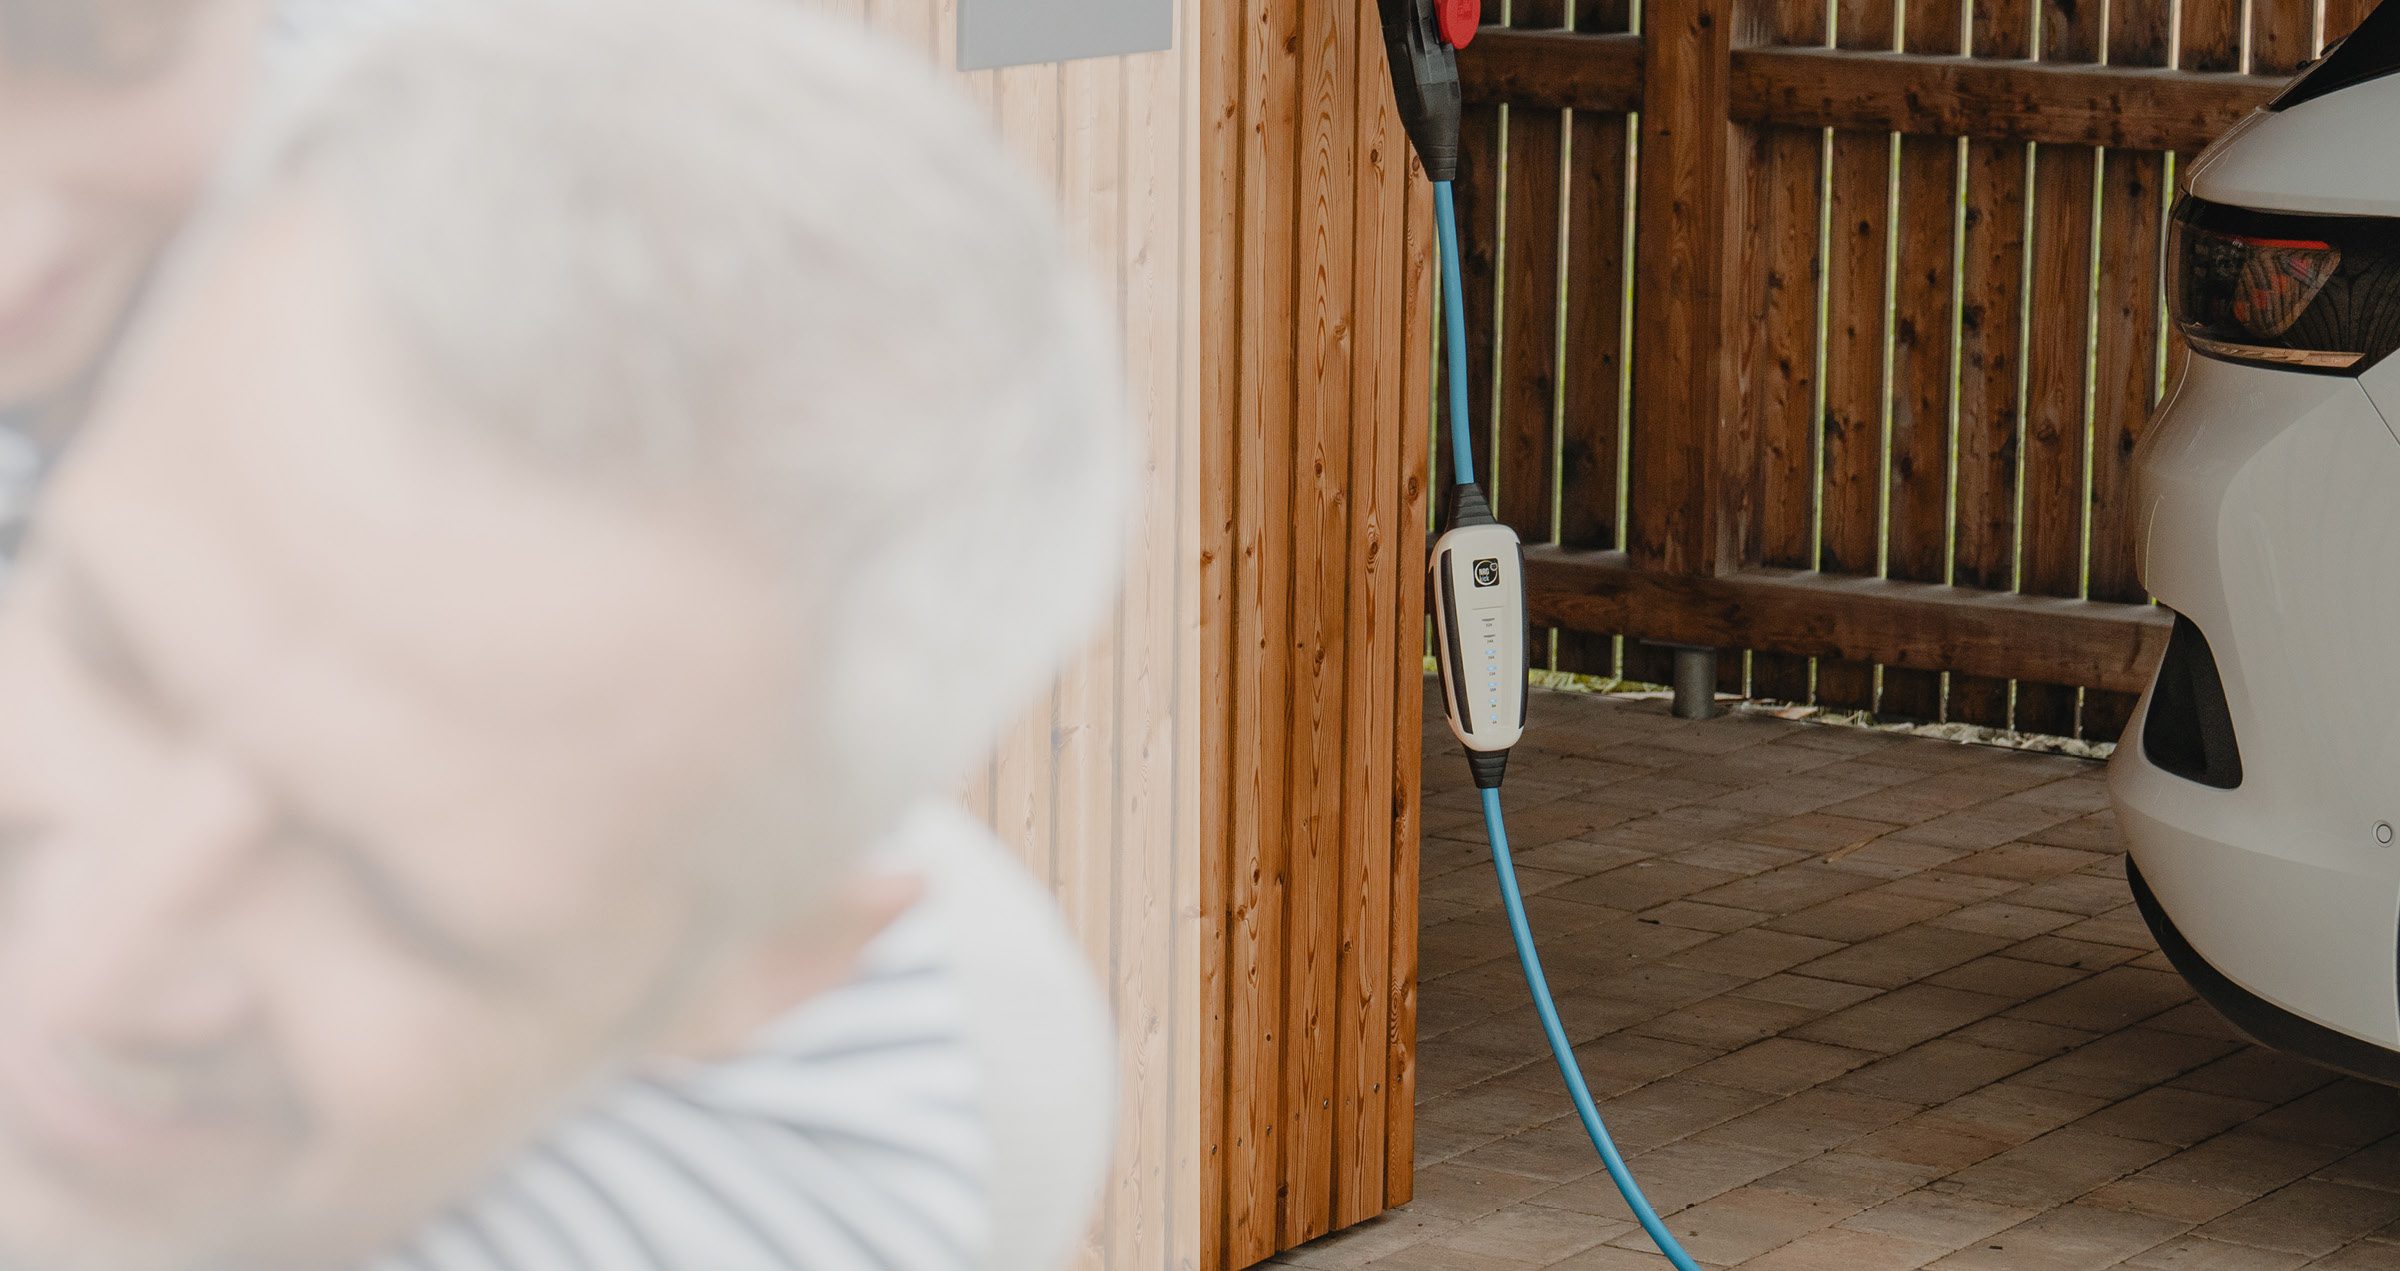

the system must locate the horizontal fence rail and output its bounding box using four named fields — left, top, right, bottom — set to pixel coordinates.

left=1524, top=548, right=2173, bottom=695
left=1438, top=0, right=2375, bottom=743
left=1460, top=31, right=2289, bottom=151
